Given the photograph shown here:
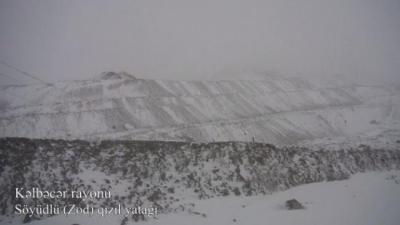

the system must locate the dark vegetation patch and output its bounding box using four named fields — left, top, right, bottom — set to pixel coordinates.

left=0, top=137, right=399, bottom=222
